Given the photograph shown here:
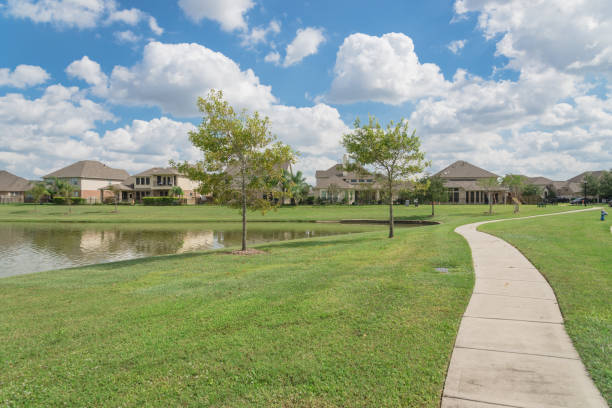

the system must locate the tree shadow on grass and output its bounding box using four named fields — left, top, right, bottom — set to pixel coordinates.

left=259, top=234, right=374, bottom=251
